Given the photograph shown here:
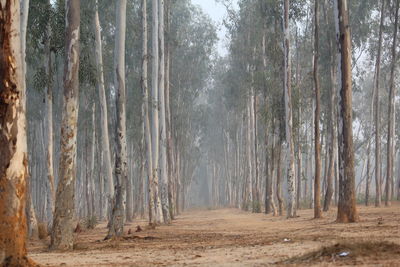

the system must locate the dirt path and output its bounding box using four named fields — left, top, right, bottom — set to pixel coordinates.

left=29, top=203, right=400, bottom=266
